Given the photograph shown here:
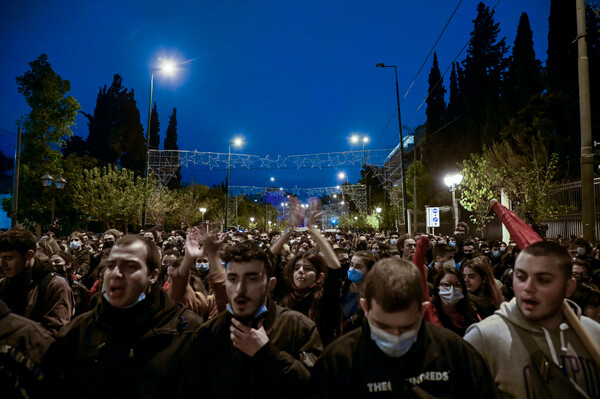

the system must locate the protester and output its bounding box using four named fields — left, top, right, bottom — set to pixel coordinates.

left=461, top=258, right=504, bottom=319
left=55, top=235, right=204, bottom=397
left=310, top=257, right=499, bottom=398
left=179, top=239, right=322, bottom=398
left=0, top=227, right=73, bottom=336
left=430, top=266, right=479, bottom=337
left=464, top=241, right=600, bottom=398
